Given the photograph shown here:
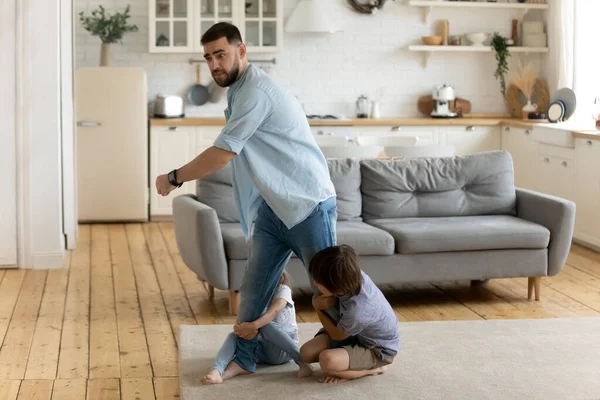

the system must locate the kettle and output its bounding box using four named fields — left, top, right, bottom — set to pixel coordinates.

left=356, top=95, right=370, bottom=119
